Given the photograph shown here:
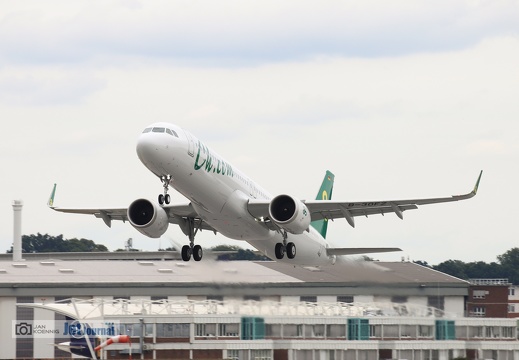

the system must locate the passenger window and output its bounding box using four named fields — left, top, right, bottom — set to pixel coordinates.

left=143, top=128, right=152, bottom=133
left=152, top=127, right=165, bottom=133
